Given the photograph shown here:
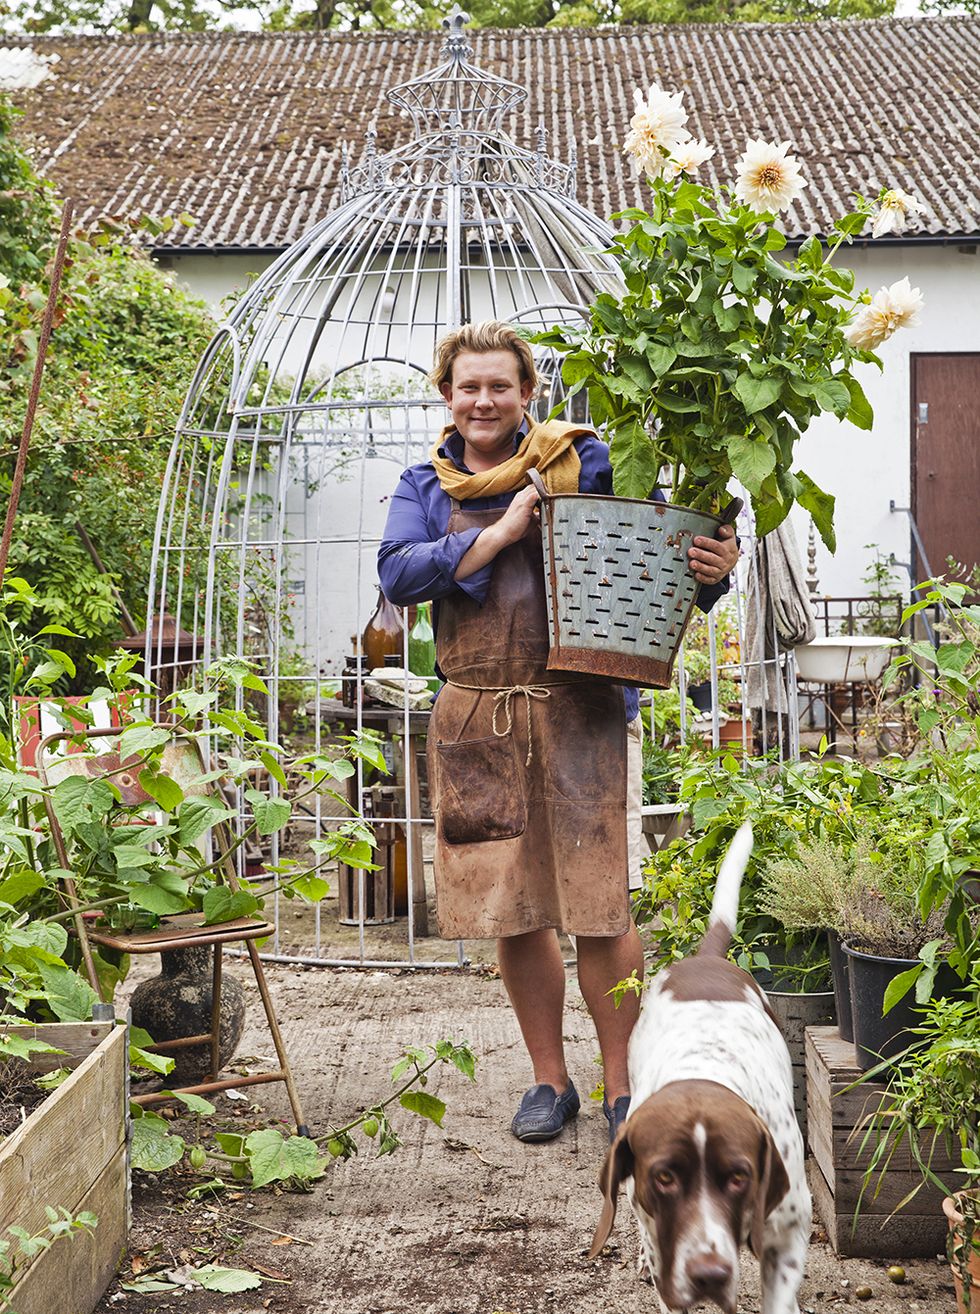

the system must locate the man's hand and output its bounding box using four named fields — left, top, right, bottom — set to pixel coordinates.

left=688, top=523, right=739, bottom=586
left=455, top=485, right=540, bottom=581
